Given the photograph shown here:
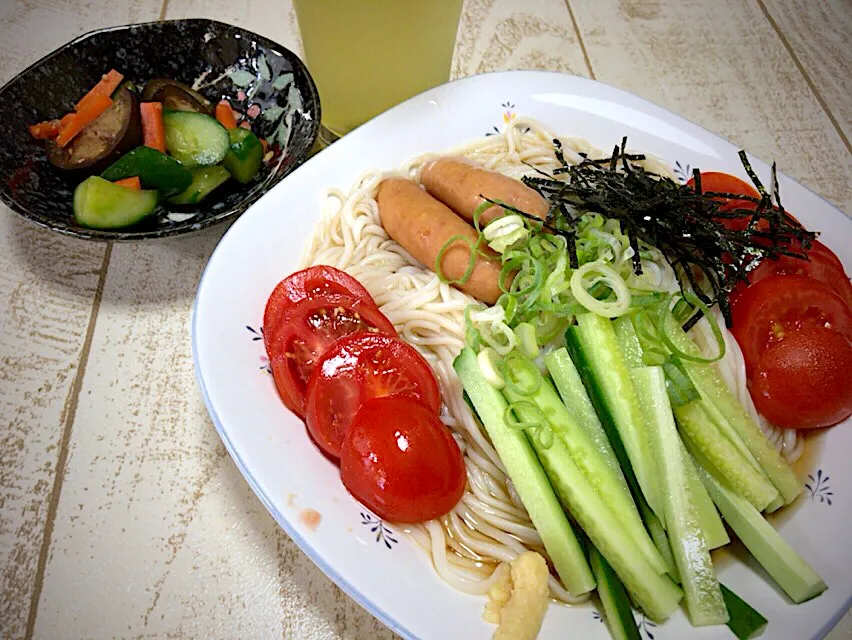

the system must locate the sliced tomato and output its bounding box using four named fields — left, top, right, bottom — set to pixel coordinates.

left=687, top=172, right=760, bottom=231
left=340, top=396, right=465, bottom=523
left=731, top=274, right=852, bottom=377
left=263, top=265, right=377, bottom=347
left=751, top=328, right=852, bottom=429
left=731, top=239, right=852, bottom=308
left=268, top=299, right=396, bottom=417
left=304, top=332, right=441, bottom=458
